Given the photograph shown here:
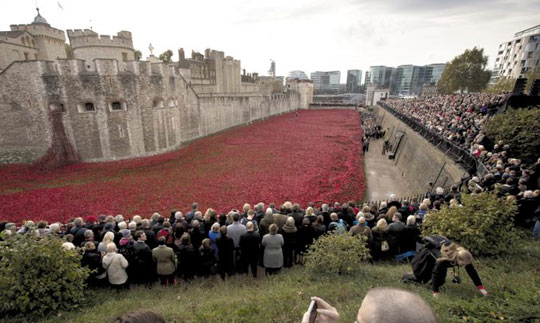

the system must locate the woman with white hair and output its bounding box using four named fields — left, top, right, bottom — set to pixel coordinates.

left=402, top=216, right=421, bottom=253
left=102, top=243, right=129, bottom=290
